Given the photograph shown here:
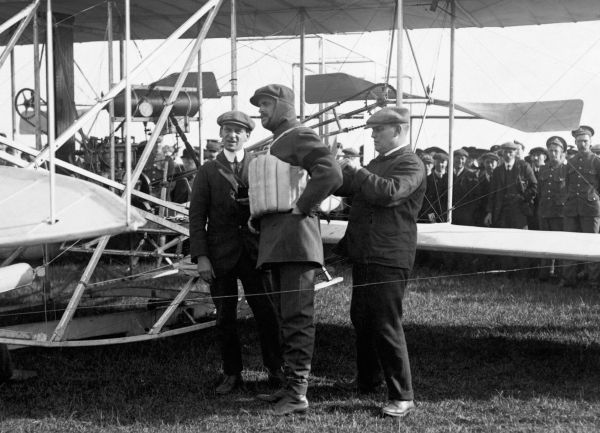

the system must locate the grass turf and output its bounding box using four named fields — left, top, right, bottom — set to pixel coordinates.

left=1, top=262, right=599, bottom=432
